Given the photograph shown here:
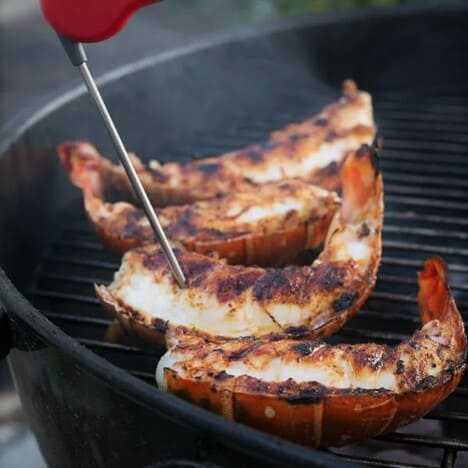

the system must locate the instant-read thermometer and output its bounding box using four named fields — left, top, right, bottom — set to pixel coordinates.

left=40, top=0, right=187, bottom=288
